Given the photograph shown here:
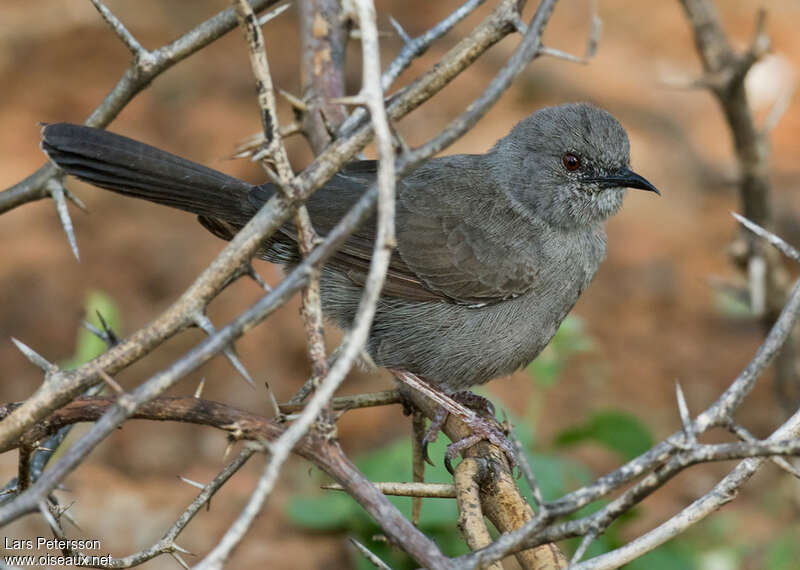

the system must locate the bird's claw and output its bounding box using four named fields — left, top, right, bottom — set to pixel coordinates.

left=418, top=392, right=517, bottom=474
